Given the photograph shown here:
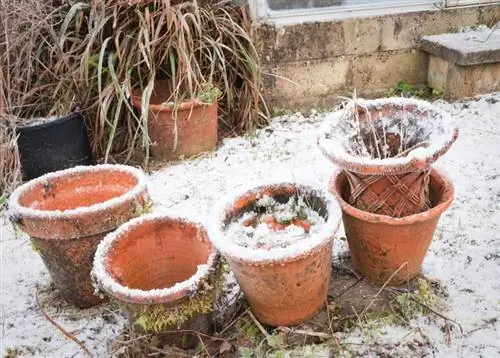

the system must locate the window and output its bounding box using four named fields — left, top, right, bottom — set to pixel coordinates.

left=249, top=0, right=497, bottom=25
